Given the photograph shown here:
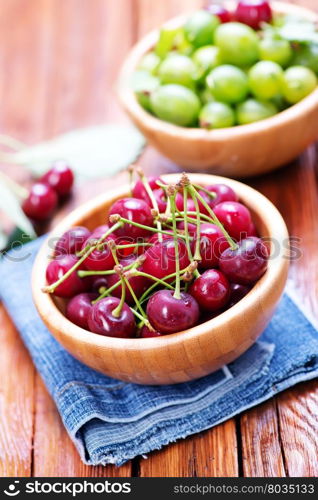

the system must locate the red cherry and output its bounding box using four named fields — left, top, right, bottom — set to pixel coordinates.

left=147, top=290, right=200, bottom=334
left=189, top=269, right=230, bottom=311
left=192, top=223, right=230, bottom=268
left=90, top=275, right=109, bottom=294
left=66, top=292, right=98, bottom=330
left=235, top=0, right=272, bottom=30
left=41, top=161, right=74, bottom=196
left=46, top=254, right=86, bottom=297
left=246, top=221, right=258, bottom=238
left=219, top=236, right=269, bottom=285
left=54, top=226, right=91, bottom=256
left=206, top=184, right=238, bottom=207
left=22, top=182, right=58, bottom=221
left=115, top=236, right=146, bottom=259
left=82, top=234, right=116, bottom=272
left=228, top=283, right=251, bottom=307
left=213, top=201, right=252, bottom=240
left=177, top=220, right=197, bottom=235
left=106, top=256, right=150, bottom=305
left=108, top=197, right=153, bottom=239
left=132, top=177, right=167, bottom=212
left=142, top=238, right=190, bottom=281
left=140, top=326, right=162, bottom=338
left=87, top=297, right=136, bottom=338
left=90, top=225, right=112, bottom=239
left=148, top=232, right=173, bottom=245
left=205, top=3, right=232, bottom=23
